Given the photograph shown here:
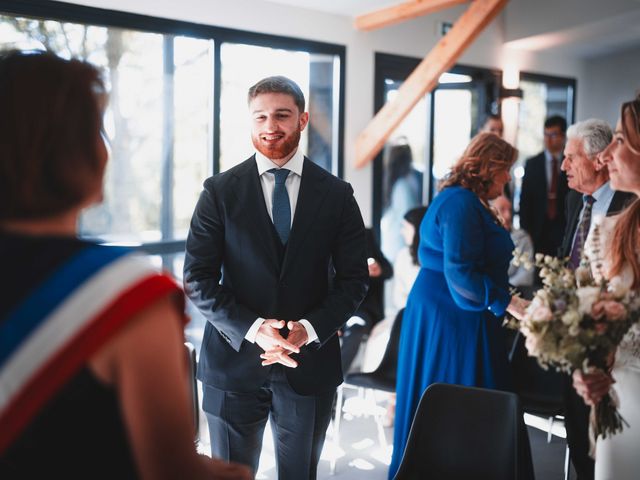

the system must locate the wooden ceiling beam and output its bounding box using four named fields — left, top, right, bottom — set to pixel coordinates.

left=355, top=0, right=469, bottom=32
left=355, top=0, right=508, bottom=169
